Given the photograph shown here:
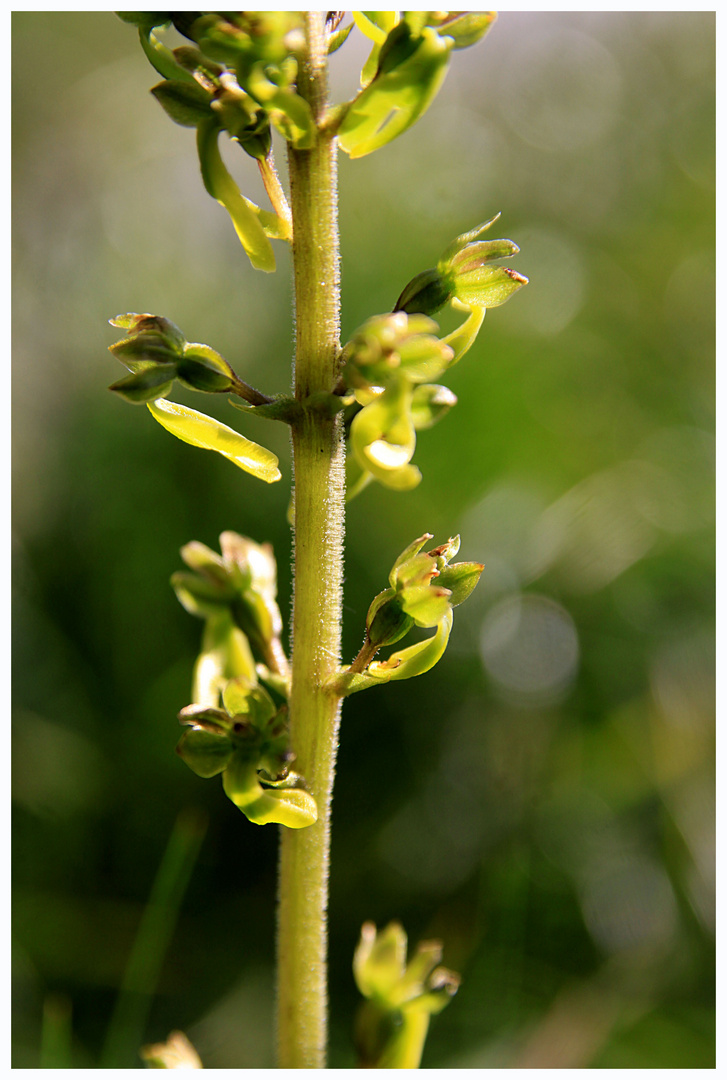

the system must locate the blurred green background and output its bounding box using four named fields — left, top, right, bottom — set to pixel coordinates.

left=12, top=11, right=714, bottom=1069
